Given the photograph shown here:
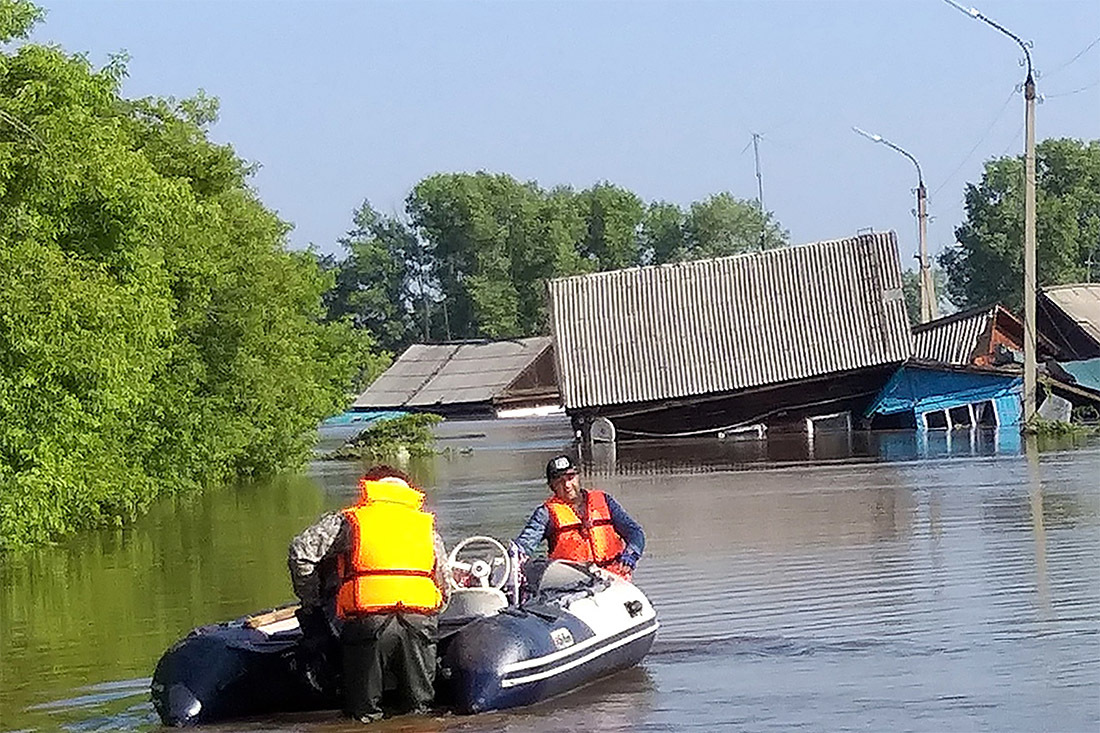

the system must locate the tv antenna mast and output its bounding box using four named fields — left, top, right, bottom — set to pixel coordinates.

left=751, top=133, right=766, bottom=248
